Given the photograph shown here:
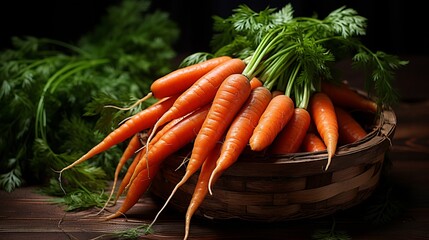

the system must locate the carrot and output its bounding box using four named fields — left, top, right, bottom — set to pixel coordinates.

left=104, top=162, right=161, bottom=220
left=335, top=106, right=367, bottom=145
left=271, top=90, right=284, bottom=98
left=108, top=57, right=231, bottom=112
left=321, top=81, right=378, bottom=113
left=147, top=73, right=251, bottom=229
left=269, top=107, right=311, bottom=154
left=300, top=132, right=327, bottom=152
left=184, top=142, right=222, bottom=240
left=112, top=133, right=143, bottom=187
left=207, top=86, right=272, bottom=193
left=127, top=104, right=212, bottom=188
left=146, top=58, right=246, bottom=147
left=309, top=92, right=338, bottom=170
left=249, top=94, right=294, bottom=151
left=99, top=133, right=143, bottom=213
left=249, top=77, right=263, bottom=90
left=115, top=106, right=210, bottom=221
left=150, top=56, right=232, bottom=99
left=114, top=117, right=184, bottom=203
left=58, top=94, right=179, bottom=175
left=113, top=148, right=144, bottom=204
